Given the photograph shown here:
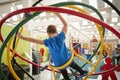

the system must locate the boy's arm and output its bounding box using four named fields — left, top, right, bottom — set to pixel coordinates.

left=54, top=13, right=68, bottom=34
left=17, top=33, right=44, bottom=45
